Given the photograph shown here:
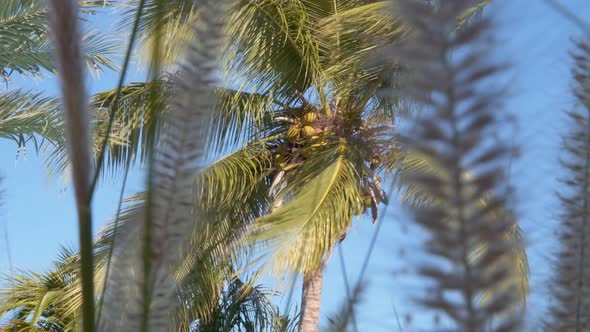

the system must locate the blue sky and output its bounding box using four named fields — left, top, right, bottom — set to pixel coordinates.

left=0, top=1, right=589, bottom=331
